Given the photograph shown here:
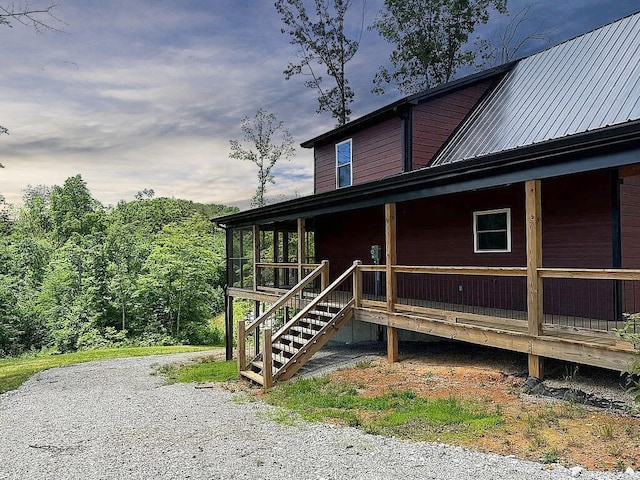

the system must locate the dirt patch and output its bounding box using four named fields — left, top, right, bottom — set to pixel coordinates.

left=322, top=344, right=640, bottom=471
